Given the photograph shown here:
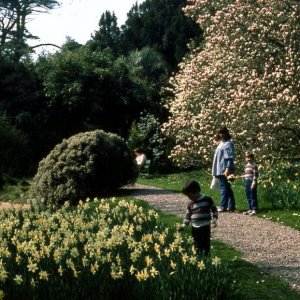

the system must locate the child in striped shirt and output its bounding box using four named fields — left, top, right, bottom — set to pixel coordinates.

left=177, top=180, right=218, bottom=256
left=240, top=152, right=259, bottom=216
